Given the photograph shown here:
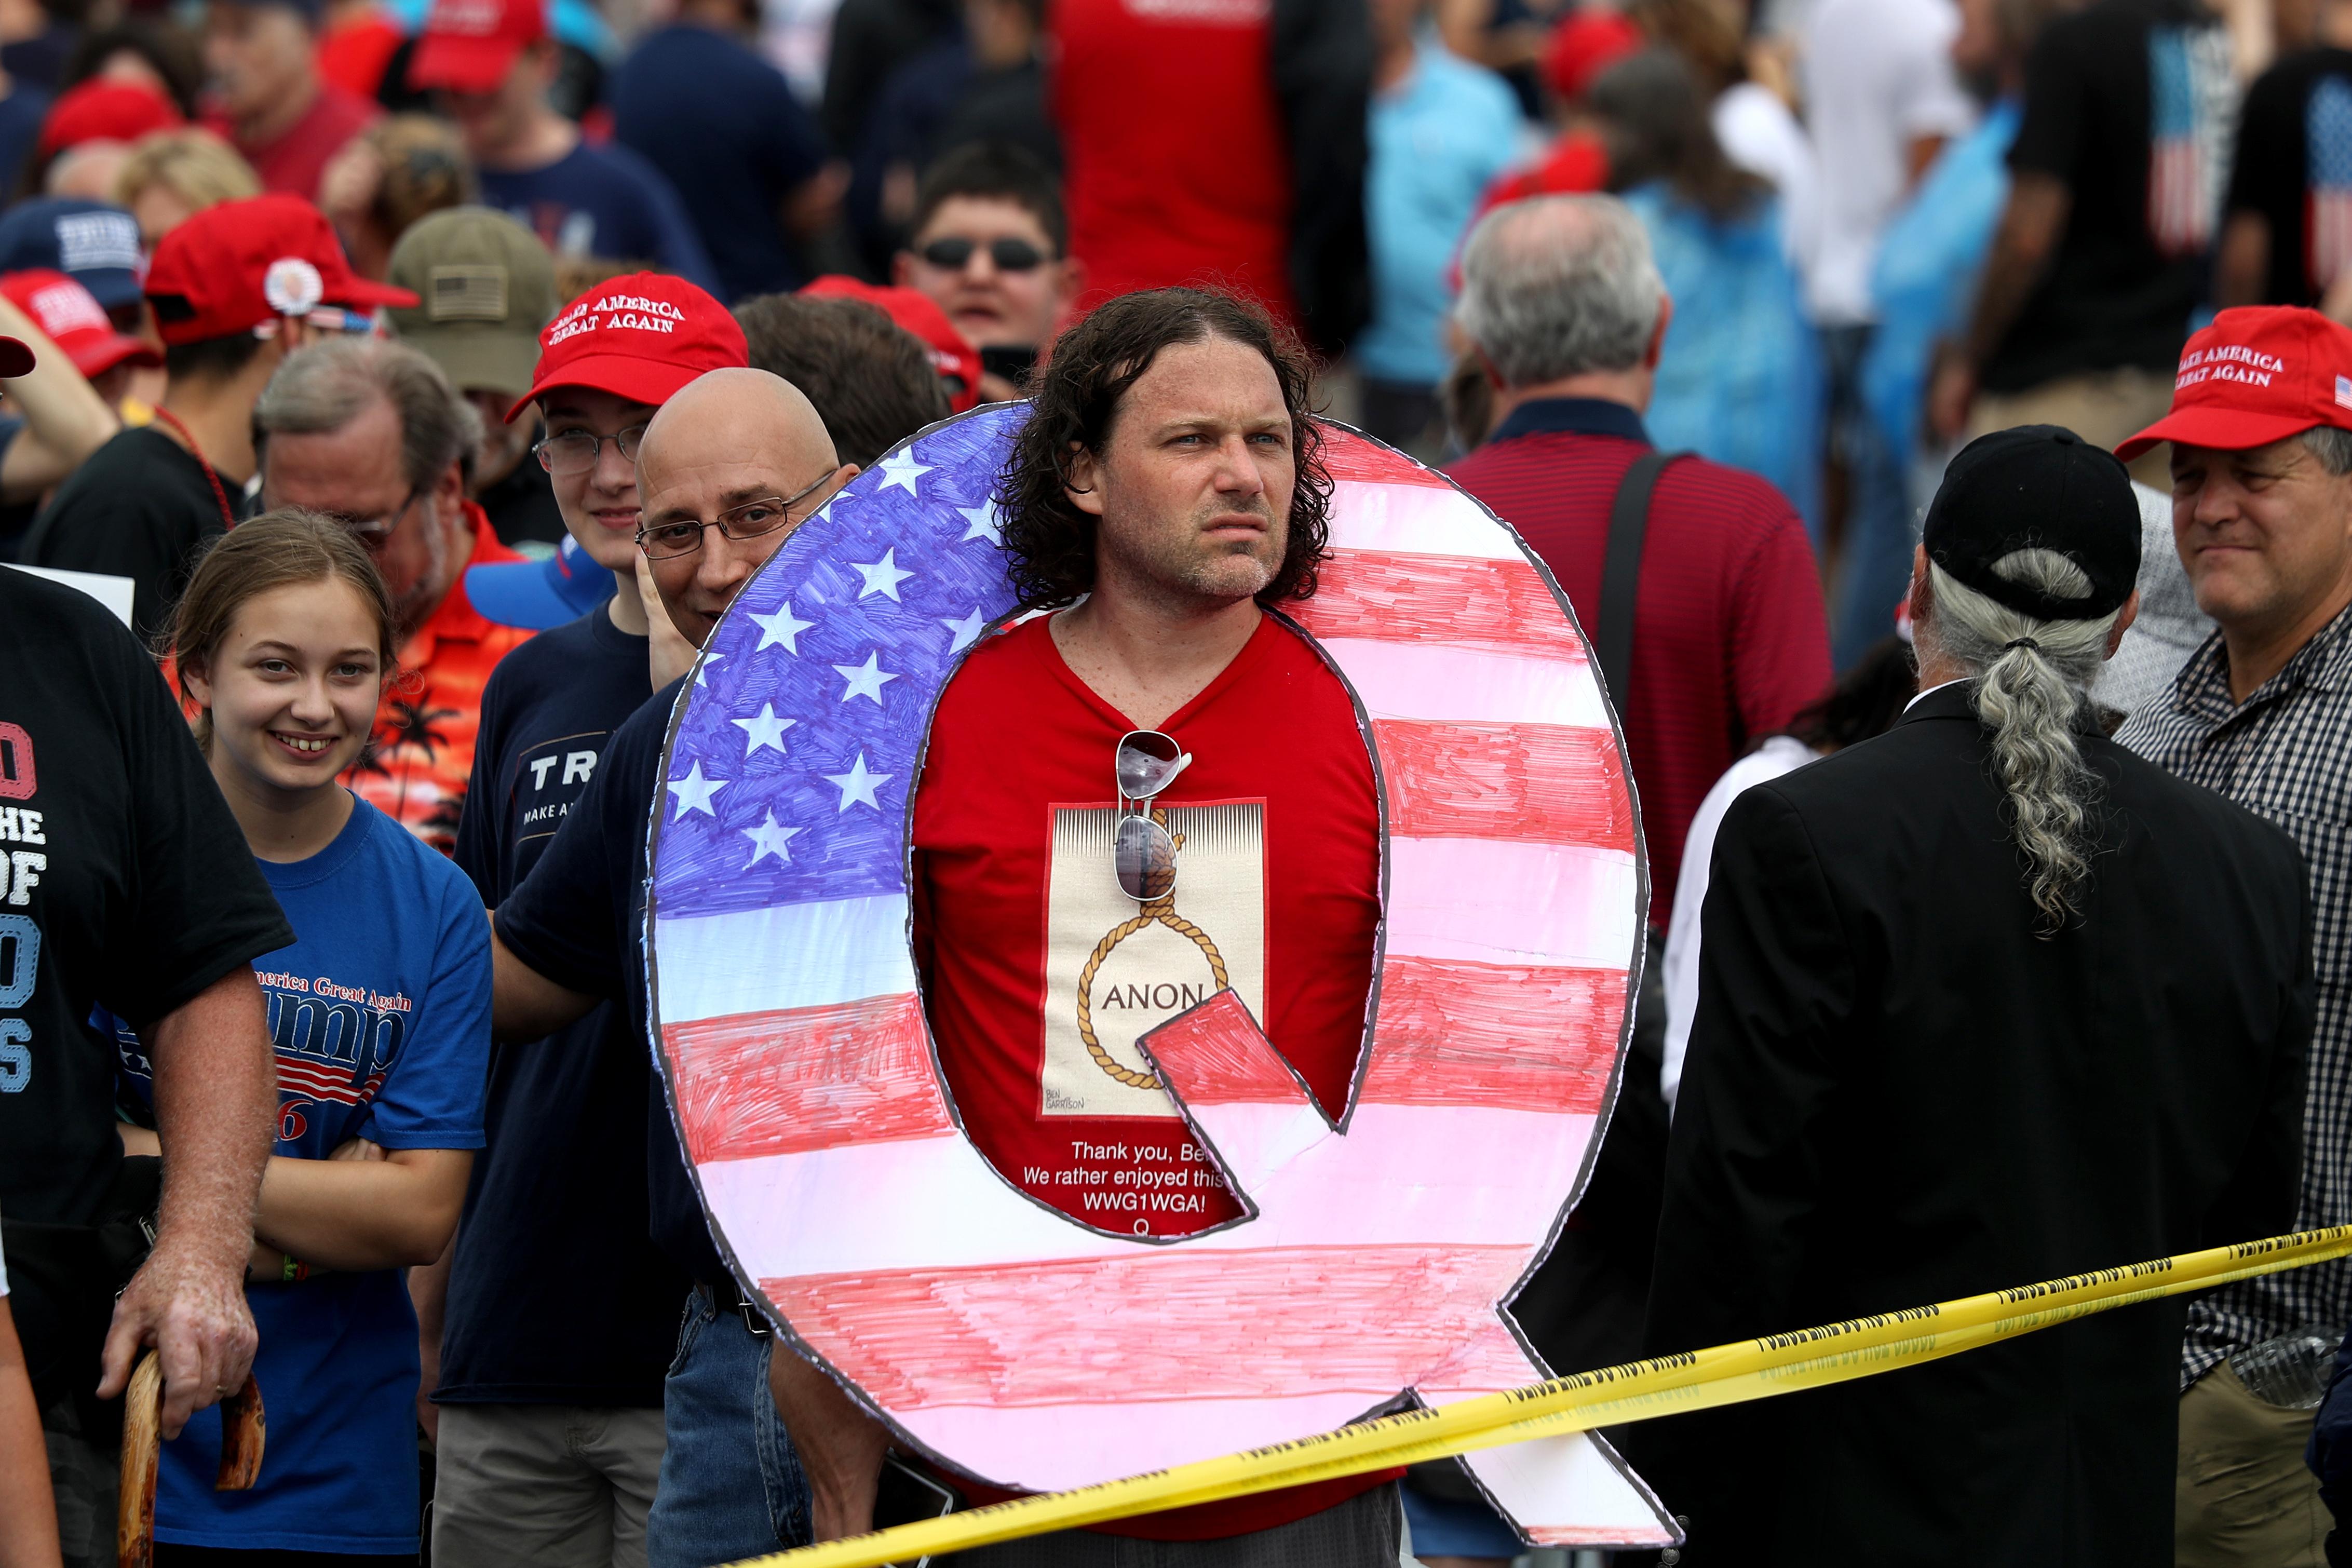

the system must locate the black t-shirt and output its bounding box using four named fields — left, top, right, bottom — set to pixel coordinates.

left=1988, top=0, right=2229, bottom=393
left=0, top=570, right=292, bottom=1226
left=18, top=425, right=248, bottom=645
left=495, top=674, right=726, bottom=1286
left=475, top=454, right=566, bottom=551
left=442, top=604, right=682, bottom=1405
left=2225, top=47, right=2352, bottom=306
